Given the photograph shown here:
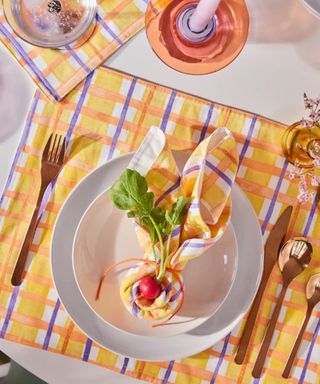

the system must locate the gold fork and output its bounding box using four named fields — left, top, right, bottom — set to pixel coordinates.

left=11, top=134, right=66, bottom=286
